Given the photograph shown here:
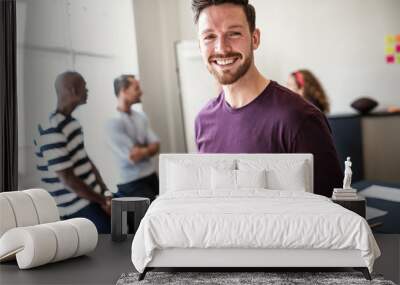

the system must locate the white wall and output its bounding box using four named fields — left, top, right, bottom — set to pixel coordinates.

left=133, top=0, right=186, bottom=154
left=17, top=0, right=139, bottom=192
left=175, top=41, right=219, bottom=152
left=178, top=0, right=197, bottom=41
left=177, top=0, right=400, bottom=114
